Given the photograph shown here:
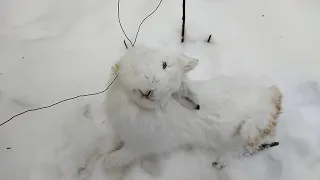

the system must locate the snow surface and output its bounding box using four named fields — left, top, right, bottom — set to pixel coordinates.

left=1, top=0, right=320, bottom=180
